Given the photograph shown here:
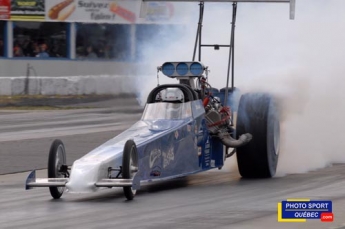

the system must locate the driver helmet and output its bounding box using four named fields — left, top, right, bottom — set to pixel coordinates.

left=162, top=88, right=184, bottom=103
left=167, top=103, right=182, bottom=119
